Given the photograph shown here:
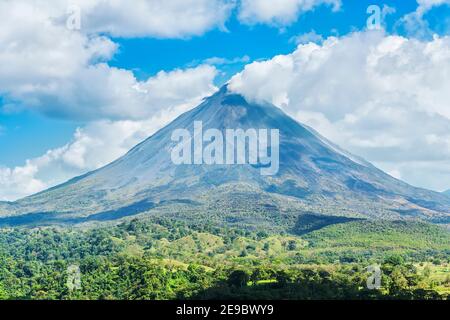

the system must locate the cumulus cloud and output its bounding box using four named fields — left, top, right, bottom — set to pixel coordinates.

left=7, top=0, right=235, bottom=38
left=229, top=31, right=450, bottom=191
left=0, top=1, right=221, bottom=201
left=0, top=0, right=344, bottom=120
left=0, top=0, right=347, bottom=201
left=238, top=0, right=341, bottom=26
left=202, top=55, right=251, bottom=66
left=416, top=0, right=450, bottom=11
left=0, top=86, right=213, bottom=201
left=4, top=0, right=450, bottom=201
left=396, top=0, right=450, bottom=38
left=290, top=30, right=324, bottom=45
left=1, top=0, right=340, bottom=118
left=0, top=121, right=144, bottom=201
left=0, top=1, right=218, bottom=120
left=0, top=164, right=46, bottom=201
left=80, top=0, right=235, bottom=38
